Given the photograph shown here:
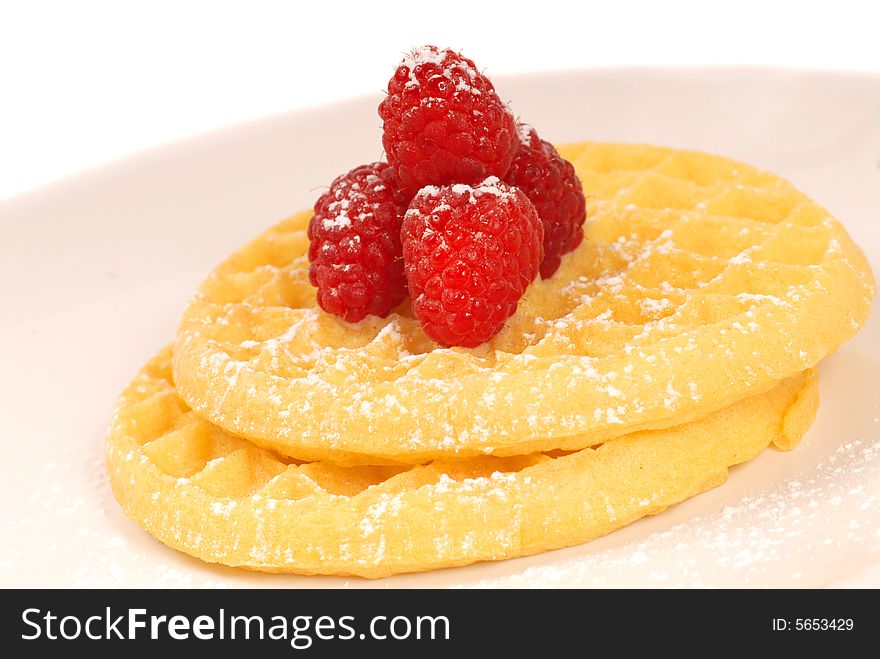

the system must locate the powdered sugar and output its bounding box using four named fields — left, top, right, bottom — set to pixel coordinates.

left=321, top=214, right=351, bottom=230
left=463, top=436, right=880, bottom=588
left=400, top=46, right=480, bottom=93
left=728, top=249, right=753, bottom=265
left=401, top=45, right=448, bottom=72
left=639, top=297, right=671, bottom=316
left=516, top=122, right=534, bottom=143
left=413, top=177, right=518, bottom=207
